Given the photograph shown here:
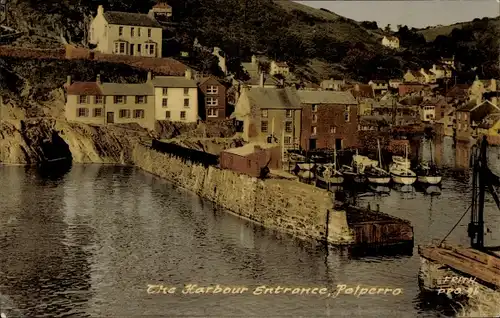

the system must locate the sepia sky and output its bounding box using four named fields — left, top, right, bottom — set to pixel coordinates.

left=295, top=1, right=500, bottom=29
